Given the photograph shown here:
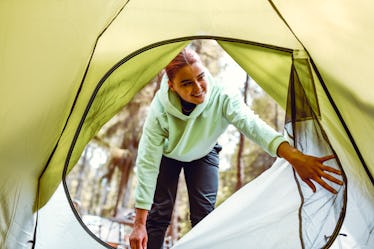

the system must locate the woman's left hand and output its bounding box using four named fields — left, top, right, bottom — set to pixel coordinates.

left=277, top=142, right=343, bottom=194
